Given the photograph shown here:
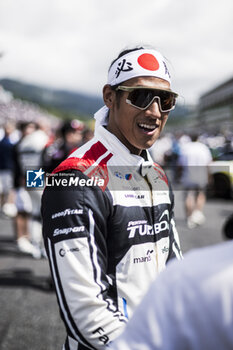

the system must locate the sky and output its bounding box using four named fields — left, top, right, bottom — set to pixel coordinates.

left=0, top=0, right=233, bottom=105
